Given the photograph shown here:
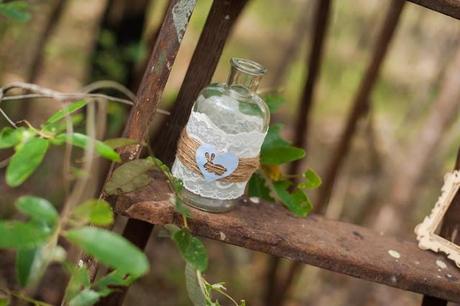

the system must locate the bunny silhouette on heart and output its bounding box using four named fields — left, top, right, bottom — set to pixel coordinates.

left=203, top=152, right=227, bottom=176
